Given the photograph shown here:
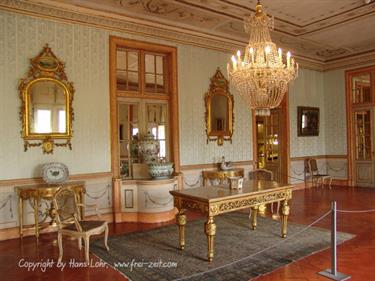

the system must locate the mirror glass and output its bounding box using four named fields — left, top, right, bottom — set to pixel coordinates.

left=28, top=81, right=67, bottom=134
left=146, top=103, right=167, bottom=159
left=118, top=103, right=140, bottom=178
left=205, top=68, right=233, bottom=145
left=210, top=94, right=228, bottom=132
